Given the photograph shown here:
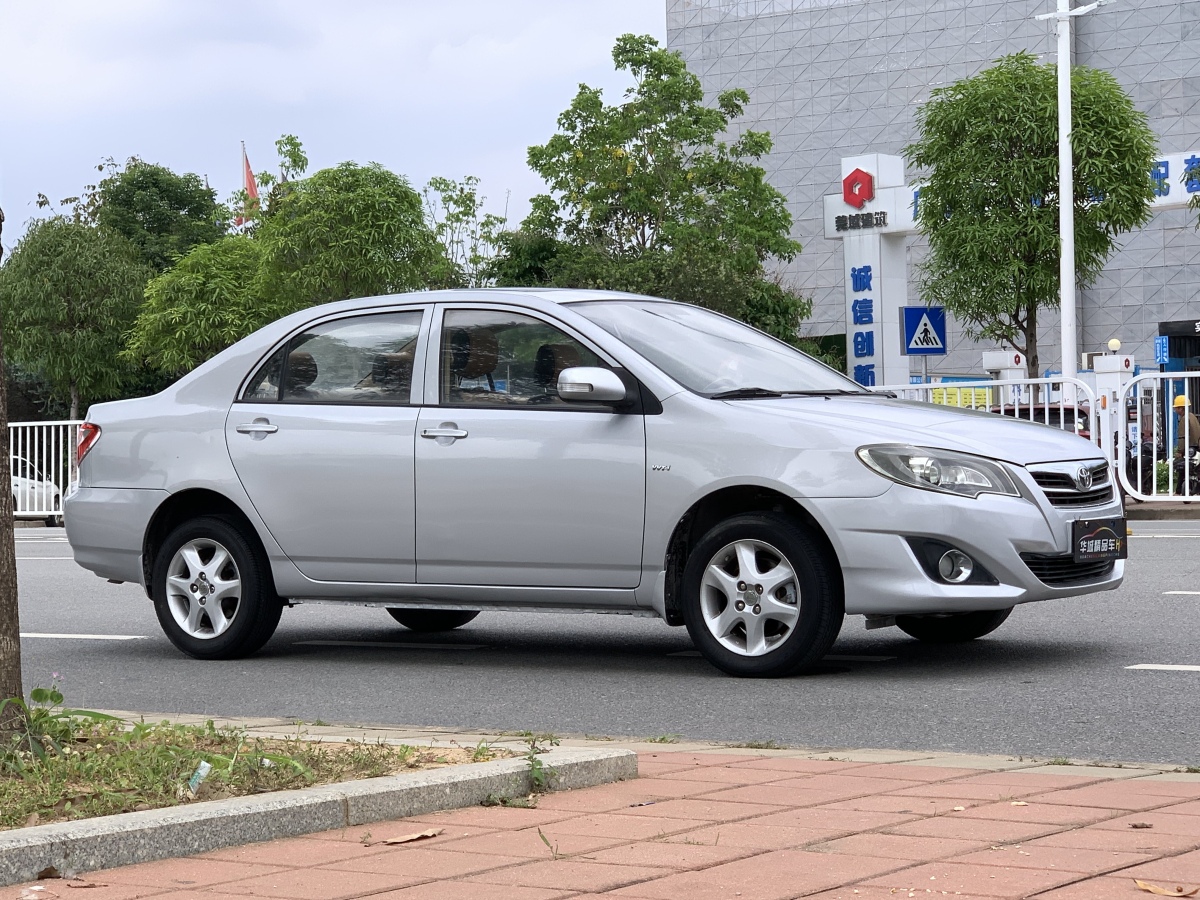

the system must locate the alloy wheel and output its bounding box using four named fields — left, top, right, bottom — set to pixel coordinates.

left=699, top=539, right=800, bottom=656
left=165, top=538, right=242, bottom=639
